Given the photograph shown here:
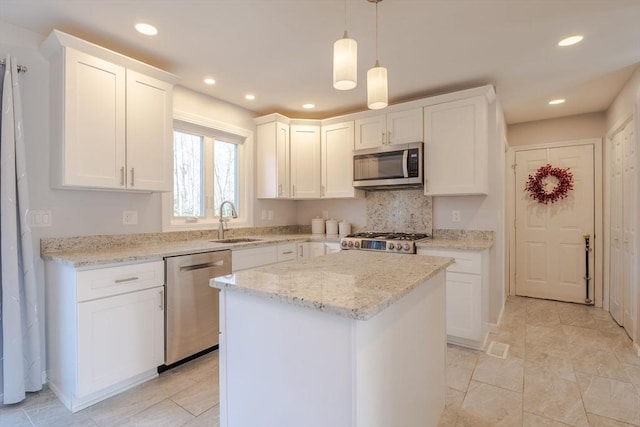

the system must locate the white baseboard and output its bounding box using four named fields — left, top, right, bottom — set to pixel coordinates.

left=489, top=304, right=506, bottom=334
